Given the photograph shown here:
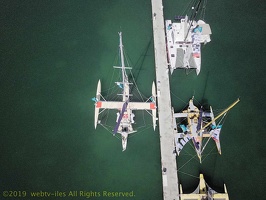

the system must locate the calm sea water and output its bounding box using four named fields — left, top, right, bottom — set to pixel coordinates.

left=0, top=0, right=265, bottom=200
